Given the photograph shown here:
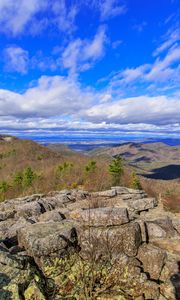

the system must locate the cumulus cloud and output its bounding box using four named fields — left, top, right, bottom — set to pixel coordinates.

left=4, top=46, right=29, bottom=74
left=0, top=75, right=179, bottom=134
left=62, top=27, right=107, bottom=73
left=85, top=95, right=180, bottom=125
left=0, top=76, right=94, bottom=118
